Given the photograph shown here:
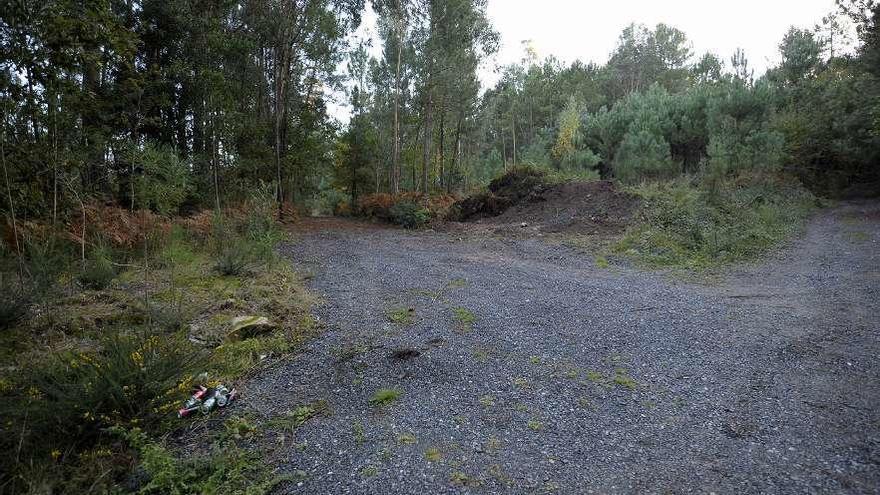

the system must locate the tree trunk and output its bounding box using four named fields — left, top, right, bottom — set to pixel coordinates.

left=438, top=106, right=445, bottom=190
left=511, top=115, right=517, bottom=166
left=422, top=94, right=433, bottom=194
left=392, top=18, right=403, bottom=195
